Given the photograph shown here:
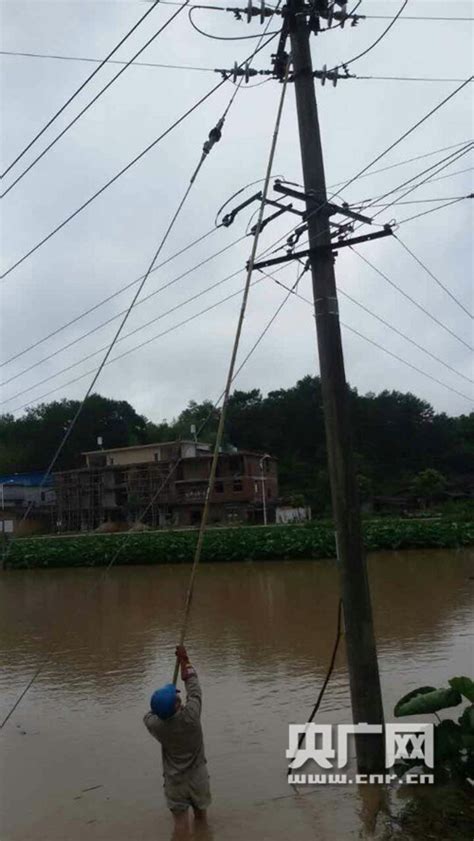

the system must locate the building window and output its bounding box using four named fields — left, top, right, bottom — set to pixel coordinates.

left=108, top=457, right=114, bottom=465
left=215, top=481, right=224, bottom=493
left=267, top=487, right=272, bottom=499
left=233, top=479, right=242, bottom=492
left=154, top=449, right=161, bottom=462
